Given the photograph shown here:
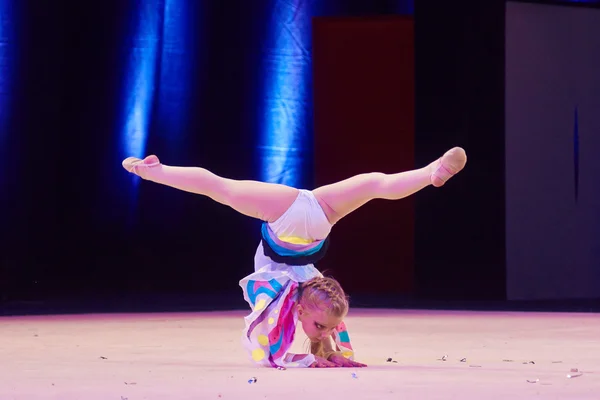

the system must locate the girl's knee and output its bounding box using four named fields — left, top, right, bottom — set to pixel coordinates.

left=363, top=172, right=387, bottom=193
